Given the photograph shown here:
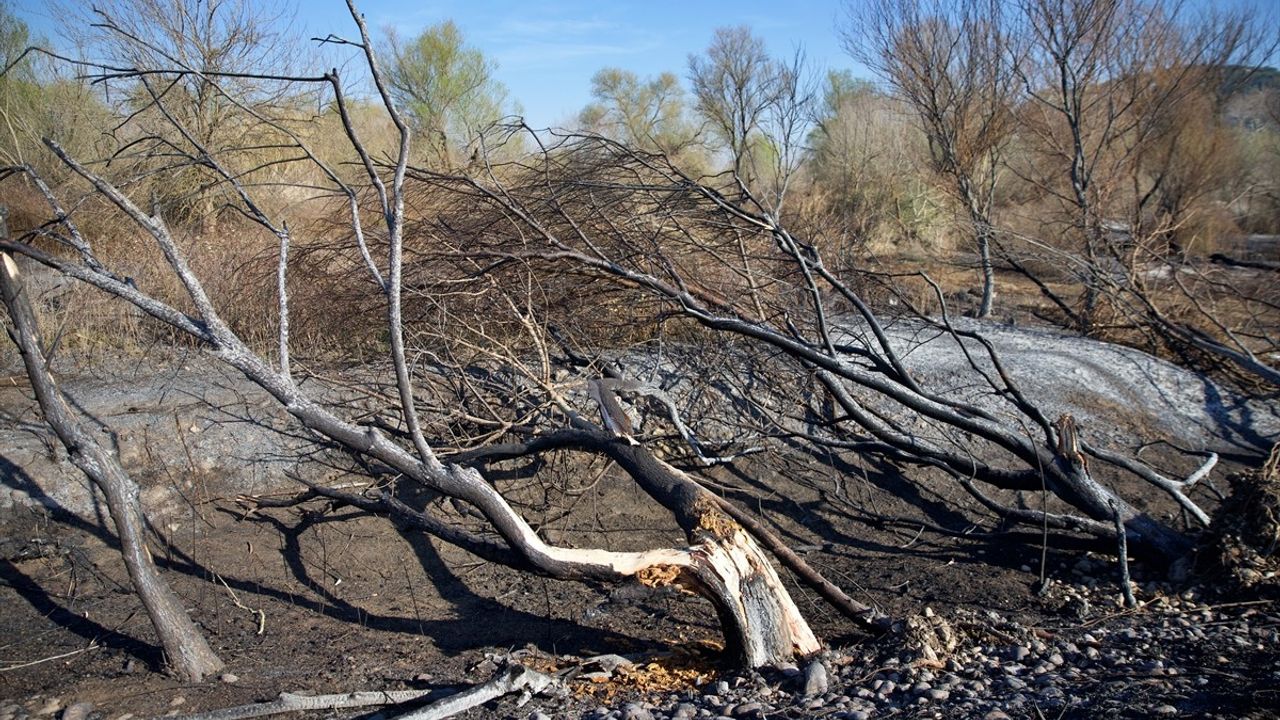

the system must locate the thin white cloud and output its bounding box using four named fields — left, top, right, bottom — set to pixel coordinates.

left=494, top=18, right=618, bottom=38
left=495, top=39, right=652, bottom=67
